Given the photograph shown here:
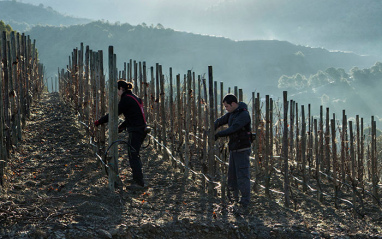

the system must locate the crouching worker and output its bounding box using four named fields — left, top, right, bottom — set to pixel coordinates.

left=214, top=94, right=252, bottom=210
left=95, top=80, right=147, bottom=187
